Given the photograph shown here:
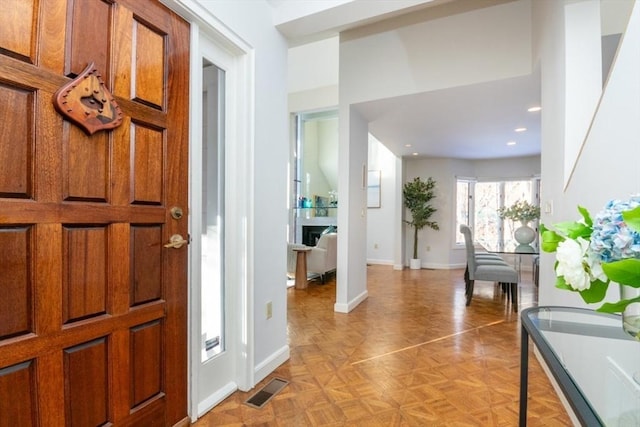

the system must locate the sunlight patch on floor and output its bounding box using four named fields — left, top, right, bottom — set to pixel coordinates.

left=351, top=319, right=506, bottom=366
